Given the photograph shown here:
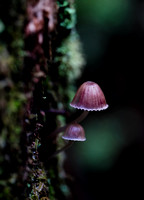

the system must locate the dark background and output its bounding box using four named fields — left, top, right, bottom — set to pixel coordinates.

left=64, top=0, right=144, bottom=199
